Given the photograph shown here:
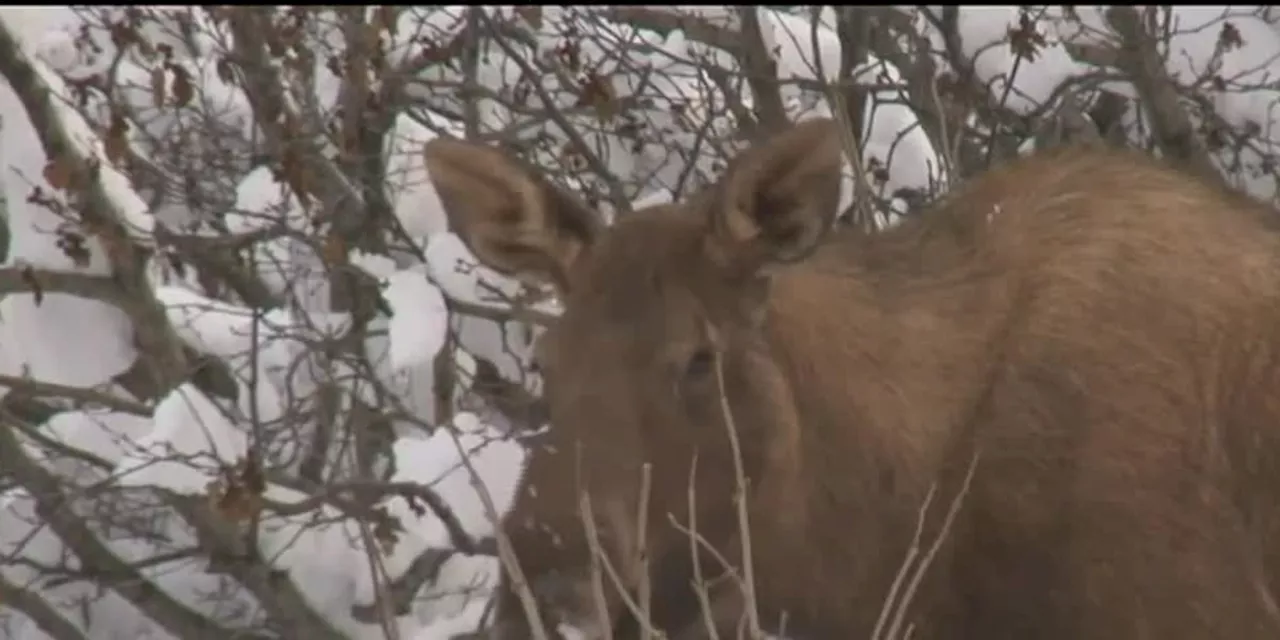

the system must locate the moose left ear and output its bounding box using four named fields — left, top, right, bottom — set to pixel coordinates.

left=705, top=118, right=845, bottom=275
